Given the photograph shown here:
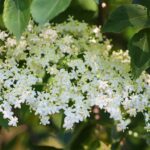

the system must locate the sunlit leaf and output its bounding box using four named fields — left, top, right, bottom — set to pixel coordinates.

left=3, top=0, right=30, bottom=39
left=31, top=0, right=71, bottom=24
